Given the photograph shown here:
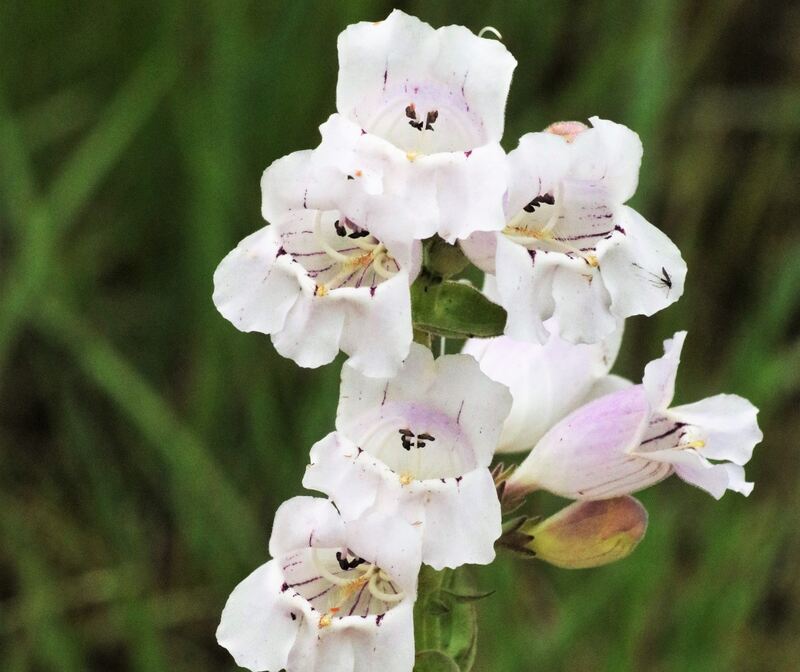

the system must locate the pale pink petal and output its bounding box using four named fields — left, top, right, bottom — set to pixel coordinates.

left=508, top=386, right=671, bottom=499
